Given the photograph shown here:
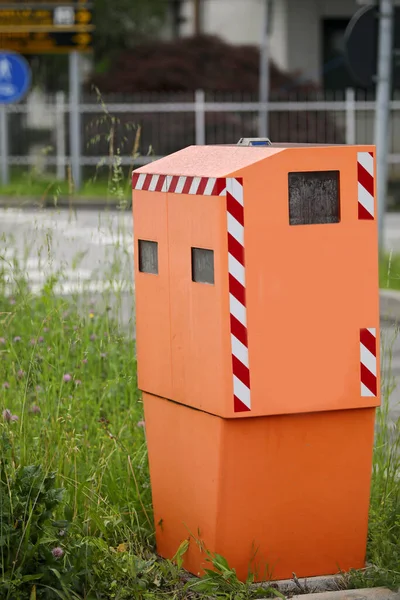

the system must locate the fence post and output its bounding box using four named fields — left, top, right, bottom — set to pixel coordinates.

left=345, top=88, right=356, bottom=146
left=0, top=104, right=9, bottom=186
left=69, top=51, right=82, bottom=190
left=195, top=89, right=206, bottom=145
left=56, top=91, right=66, bottom=181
